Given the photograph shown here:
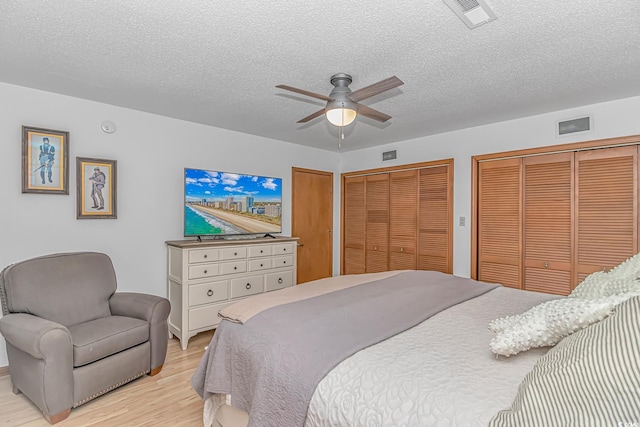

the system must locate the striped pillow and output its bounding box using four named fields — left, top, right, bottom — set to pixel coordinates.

left=489, top=296, right=640, bottom=427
